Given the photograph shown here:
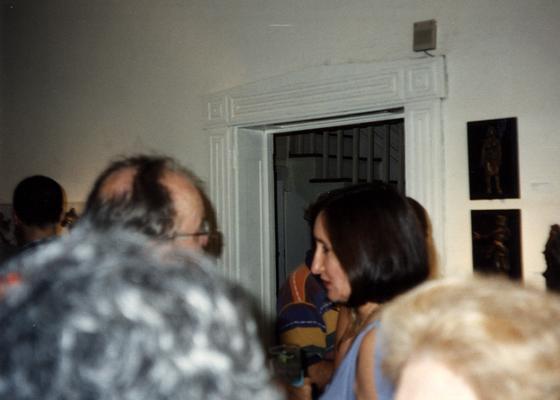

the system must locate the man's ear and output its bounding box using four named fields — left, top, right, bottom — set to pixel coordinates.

left=198, top=234, right=210, bottom=249
left=12, top=211, right=22, bottom=226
